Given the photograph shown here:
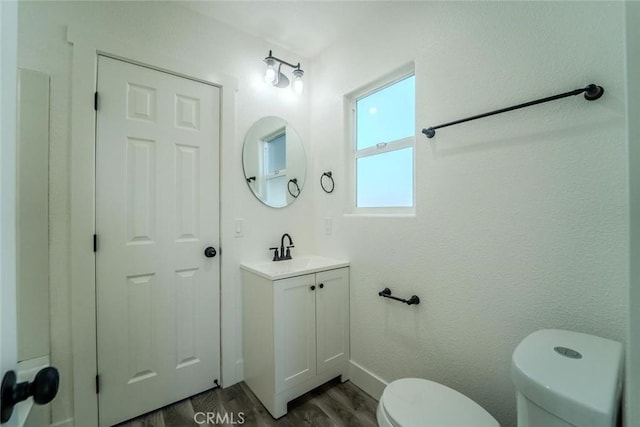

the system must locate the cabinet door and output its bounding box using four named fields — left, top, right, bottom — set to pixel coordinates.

left=316, top=268, right=349, bottom=375
left=274, top=273, right=317, bottom=393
